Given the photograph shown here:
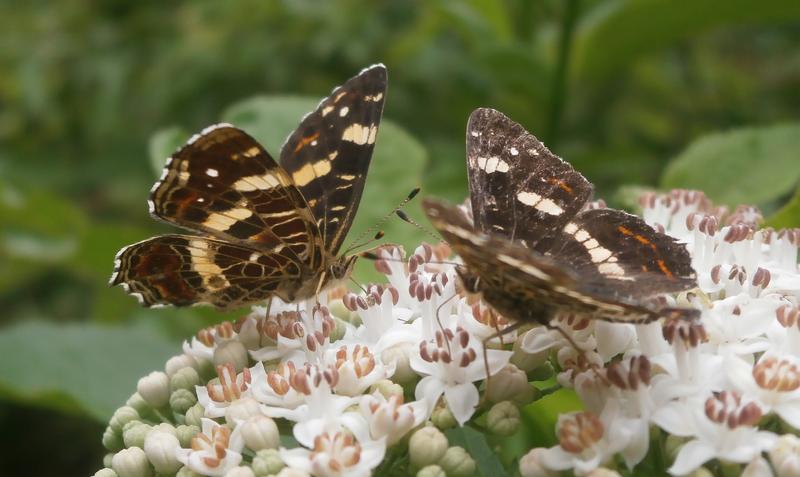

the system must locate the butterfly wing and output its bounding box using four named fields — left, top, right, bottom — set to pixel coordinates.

left=280, top=64, right=387, bottom=255
left=466, top=108, right=593, bottom=251
left=547, top=208, right=698, bottom=297
left=423, top=198, right=699, bottom=324
left=149, top=124, right=322, bottom=269
left=110, top=235, right=305, bottom=309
